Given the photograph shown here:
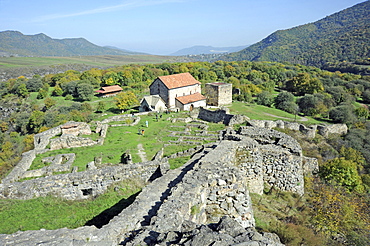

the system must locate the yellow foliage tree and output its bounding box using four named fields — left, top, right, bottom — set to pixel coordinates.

left=114, top=91, right=138, bottom=113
